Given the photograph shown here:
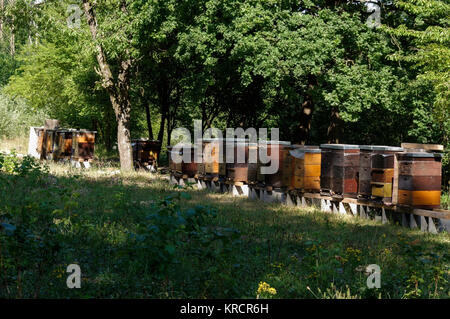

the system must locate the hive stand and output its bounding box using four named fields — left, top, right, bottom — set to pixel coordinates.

left=261, top=187, right=286, bottom=204
left=169, top=172, right=198, bottom=189
left=169, top=173, right=449, bottom=233
left=70, top=160, right=92, bottom=169
left=223, top=181, right=249, bottom=197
